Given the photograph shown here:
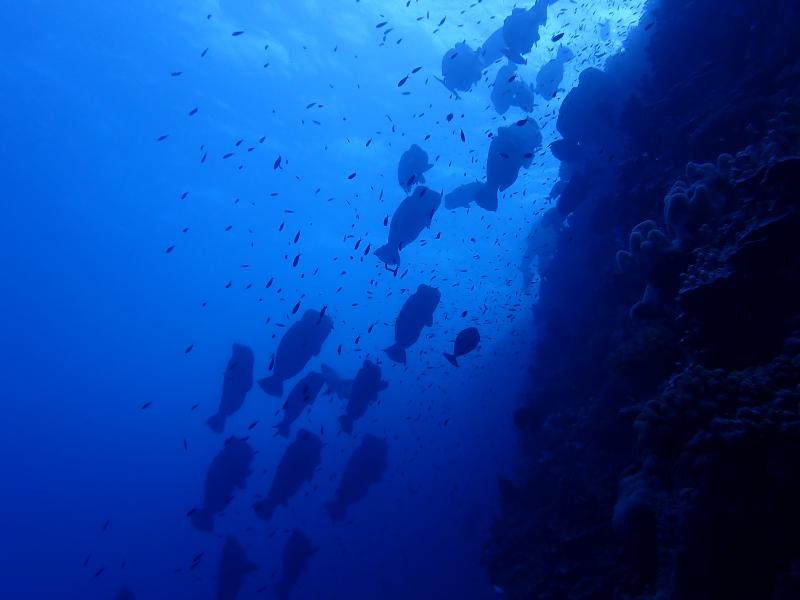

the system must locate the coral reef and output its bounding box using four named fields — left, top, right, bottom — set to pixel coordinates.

left=486, top=0, right=800, bottom=597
